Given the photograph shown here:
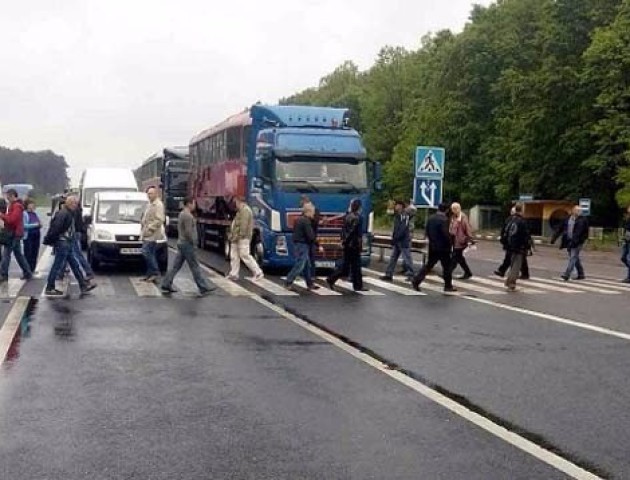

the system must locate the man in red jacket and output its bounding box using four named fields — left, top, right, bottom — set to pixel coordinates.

left=0, top=189, right=33, bottom=282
